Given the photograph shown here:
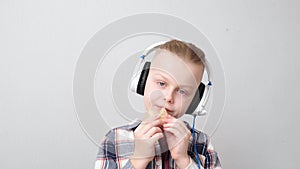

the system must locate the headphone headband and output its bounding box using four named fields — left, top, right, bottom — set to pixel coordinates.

left=141, top=41, right=168, bottom=58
